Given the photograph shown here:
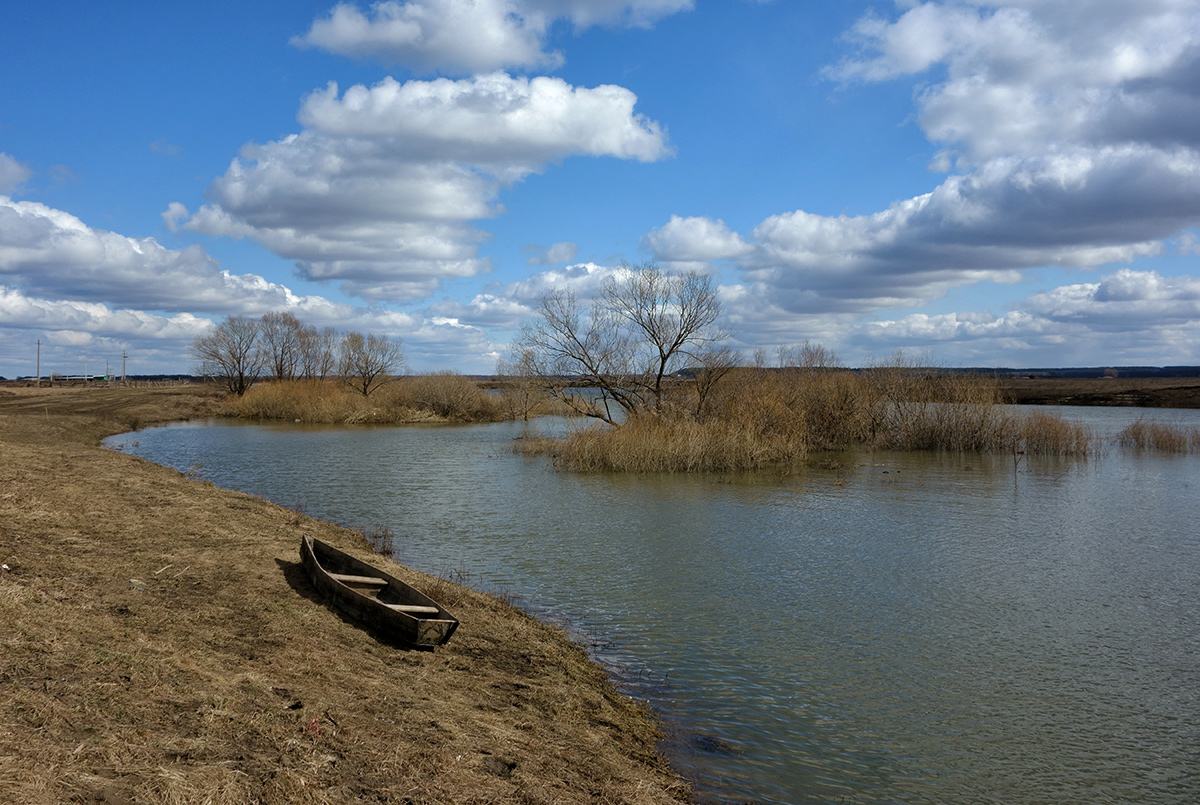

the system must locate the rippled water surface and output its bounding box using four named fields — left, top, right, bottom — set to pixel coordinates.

left=107, top=407, right=1200, bottom=803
